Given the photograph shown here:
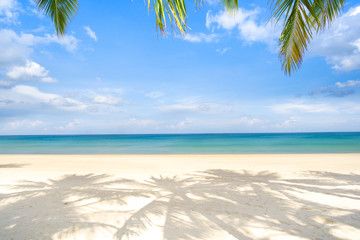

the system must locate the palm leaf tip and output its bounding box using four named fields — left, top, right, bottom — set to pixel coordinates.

left=34, top=0, right=79, bottom=36
left=222, top=0, right=239, bottom=11
left=149, top=0, right=189, bottom=36
left=273, top=0, right=345, bottom=75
